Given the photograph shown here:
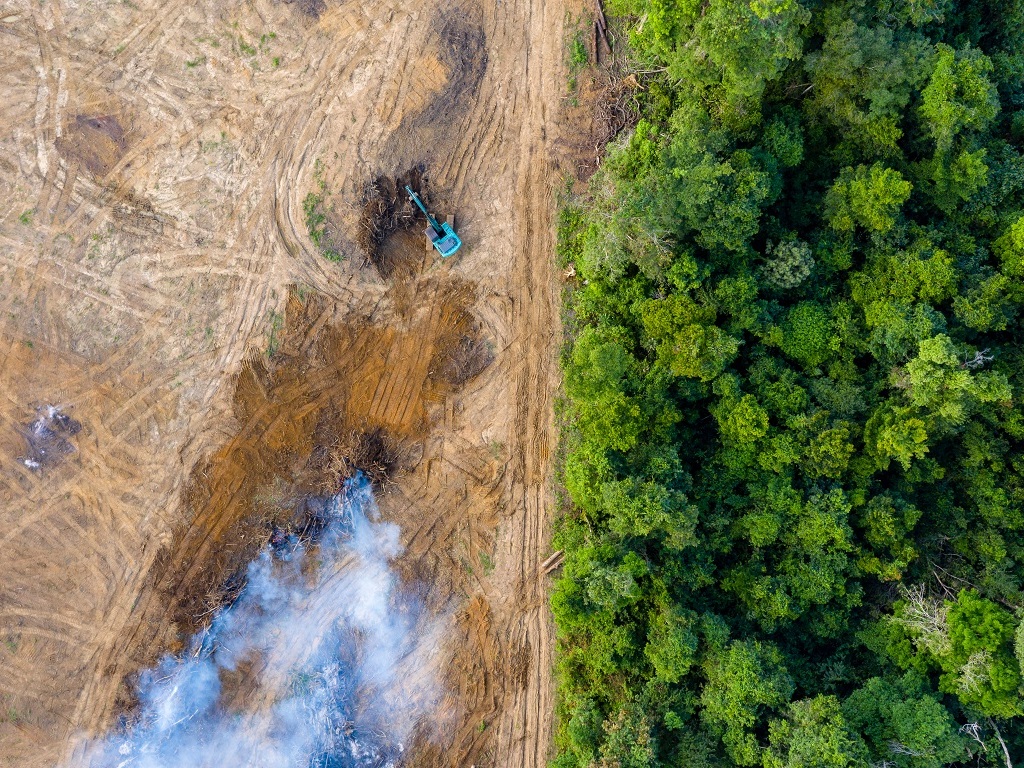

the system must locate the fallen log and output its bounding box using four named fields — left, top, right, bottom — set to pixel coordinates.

left=540, top=549, right=565, bottom=574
